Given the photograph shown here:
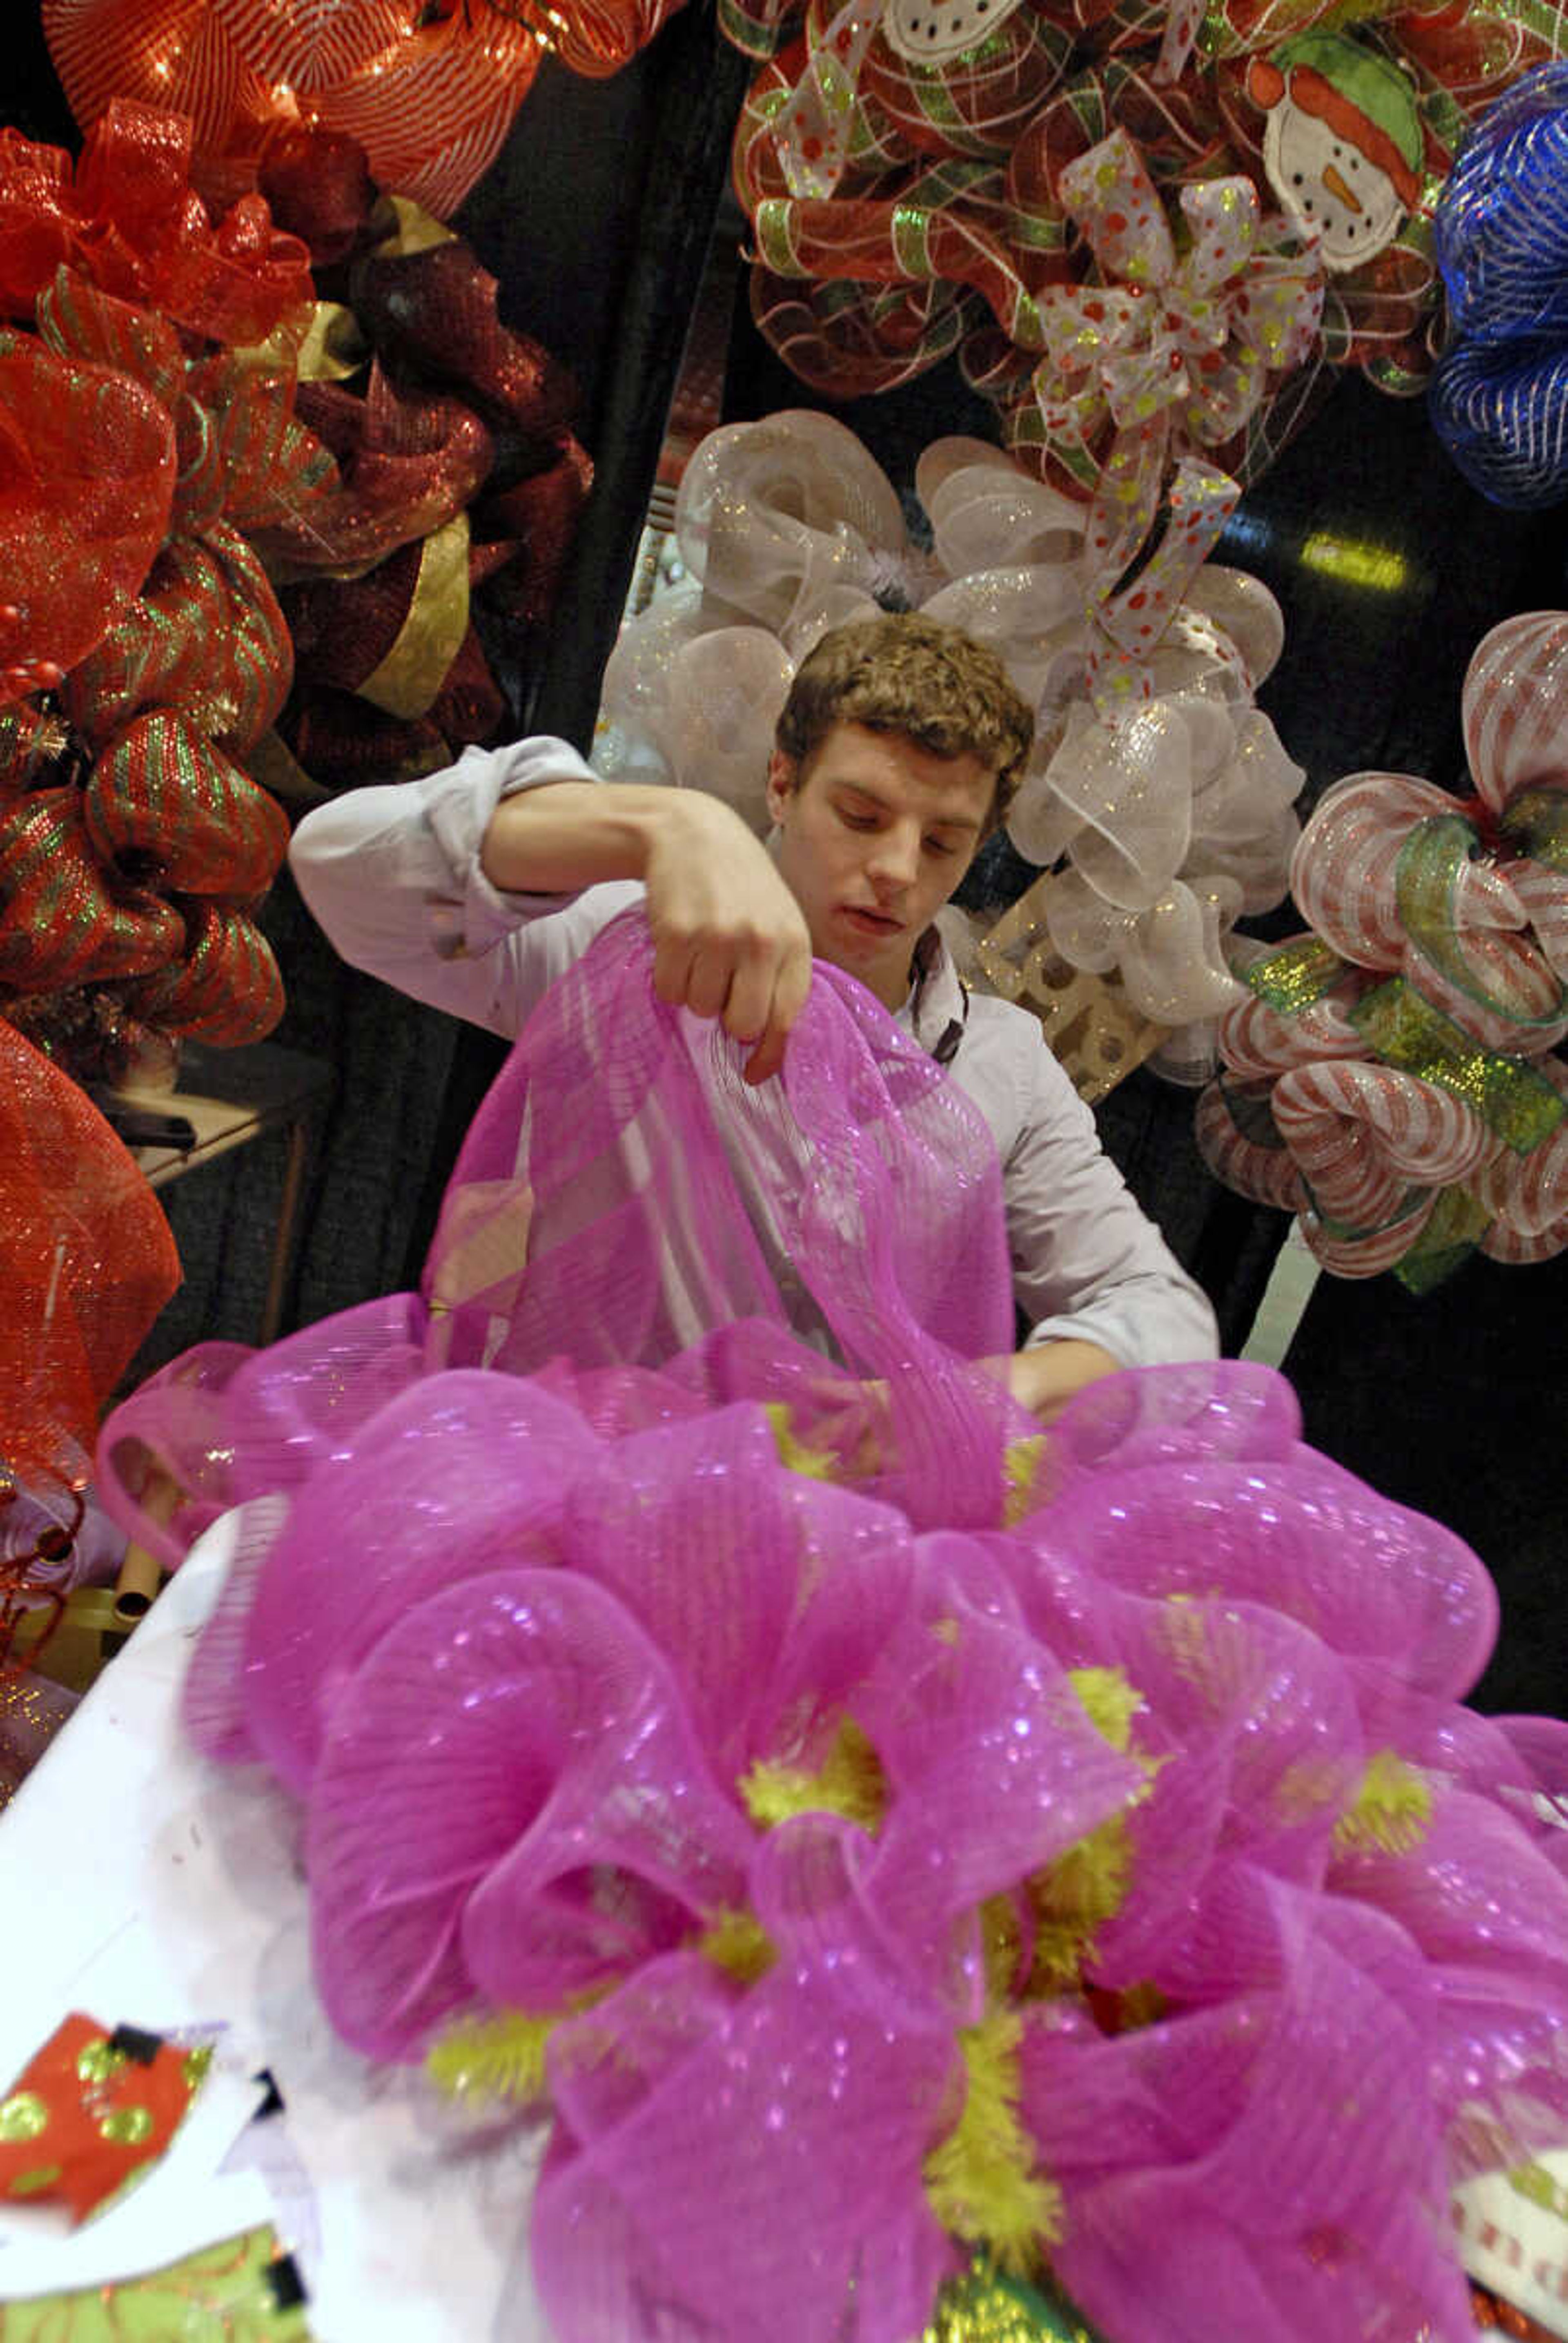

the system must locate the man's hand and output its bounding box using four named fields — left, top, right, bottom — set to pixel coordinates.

left=482, top=779, right=812, bottom=1084
left=1001, top=1339, right=1121, bottom=1425
left=482, top=779, right=812, bottom=1082
left=641, top=793, right=813, bottom=1085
